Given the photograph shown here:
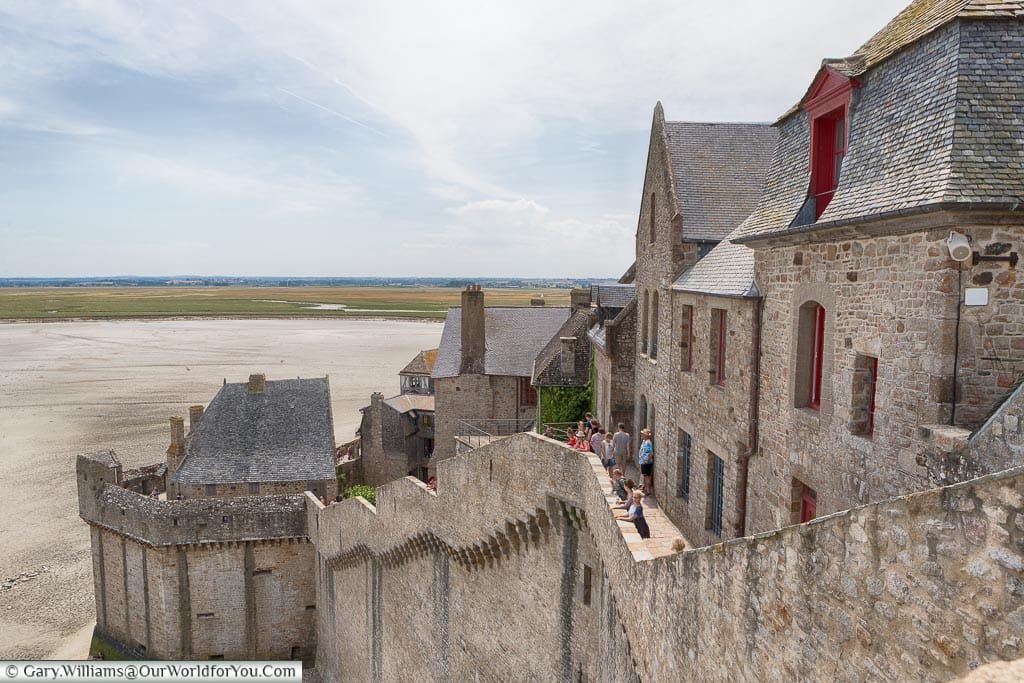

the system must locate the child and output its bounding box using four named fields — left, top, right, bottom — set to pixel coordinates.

left=603, top=432, right=616, bottom=477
